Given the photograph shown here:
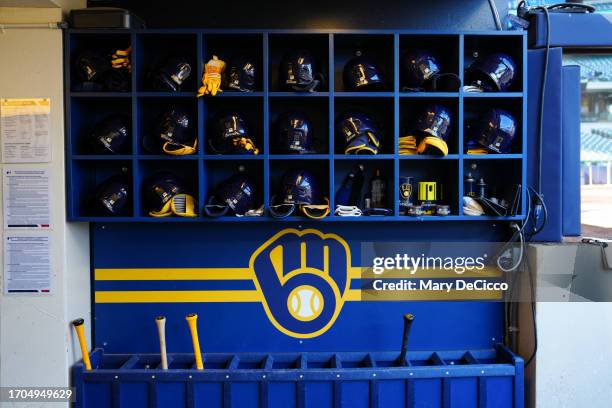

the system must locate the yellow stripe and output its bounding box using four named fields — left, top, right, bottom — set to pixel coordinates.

left=94, top=268, right=253, bottom=281
left=95, top=266, right=500, bottom=281
left=94, top=289, right=501, bottom=303
left=95, top=290, right=262, bottom=303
